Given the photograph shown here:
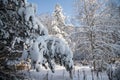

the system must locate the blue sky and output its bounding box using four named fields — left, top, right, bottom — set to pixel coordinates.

left=28, top=0, right=74, bottom=16
left=28, top=0, right=120, bottom=15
